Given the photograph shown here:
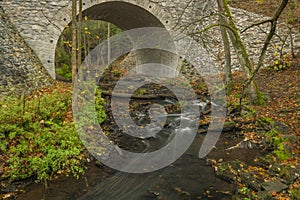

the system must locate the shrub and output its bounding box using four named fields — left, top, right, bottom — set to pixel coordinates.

left=0, top=85, right=106, bottom=182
